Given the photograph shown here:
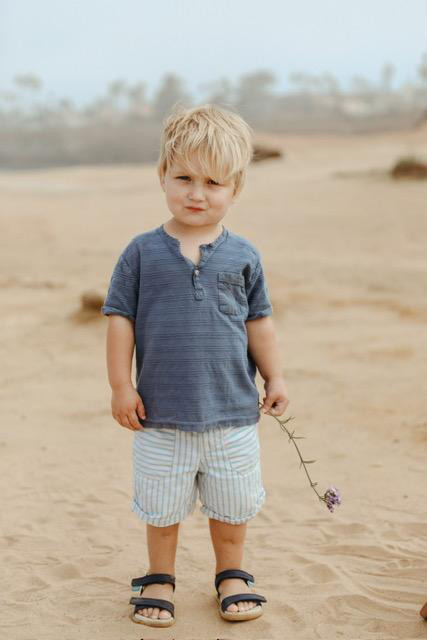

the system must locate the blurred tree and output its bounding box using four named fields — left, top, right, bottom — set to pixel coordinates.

left=381, top=63, right=395, bottom=92
left=319, top=73, right=340, bottom=95
left=198, top=77, right=235, bottom=107
left=14, top=73, right=42, bottom=91
left=351, top=75, right=374, bottom=95
left=13, top=73, right=43, bottom=116
left=417, top=52, right=427, bottom=85
left=235, top=69, right=277, bottom=126
left=317, top=72, right=341, bottom=111
left=55, top=98, right=79, bottom=126
left=350, top=75, right=377, bottom=112
left=0, top=90, right=19, bottom=106
left=57, top=98, right=74, bottom=111
left=152, top=73, right=192, bottom=121
left=82, top=97, right=111, bottom=121
left=107, top=79, right=129, bottom=113
left=127, top=82, right=148, bottom=118
left=0, top=90, right=20, bottom=127
left=288, top=71, right=319, bottom=94
left=287, top=71, right=322, bottom=116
